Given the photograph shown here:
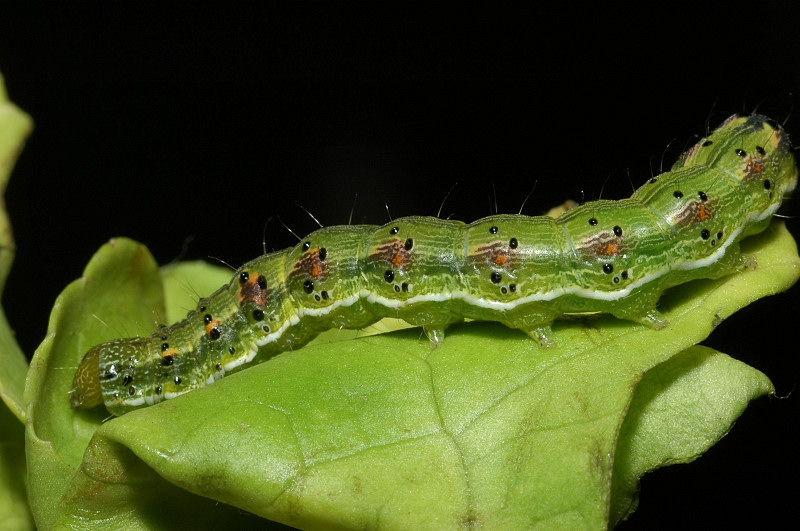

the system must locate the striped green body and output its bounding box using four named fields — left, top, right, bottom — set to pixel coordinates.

left=70, top=114, right=797, bottom=415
